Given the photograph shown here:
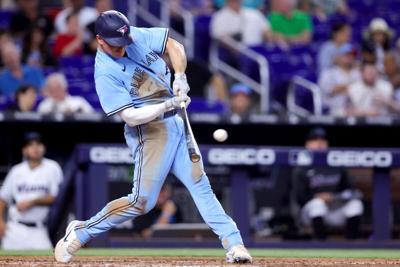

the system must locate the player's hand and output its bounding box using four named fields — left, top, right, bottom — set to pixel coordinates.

left=0, top=219, right=6, bottom=237
left=165, top=94, right=191, bottom=110
left=173, top=73, right=190, bottom=96
left=16, top=200, right=33, bottom=212
left=315, top=192, right=334, bottom=204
